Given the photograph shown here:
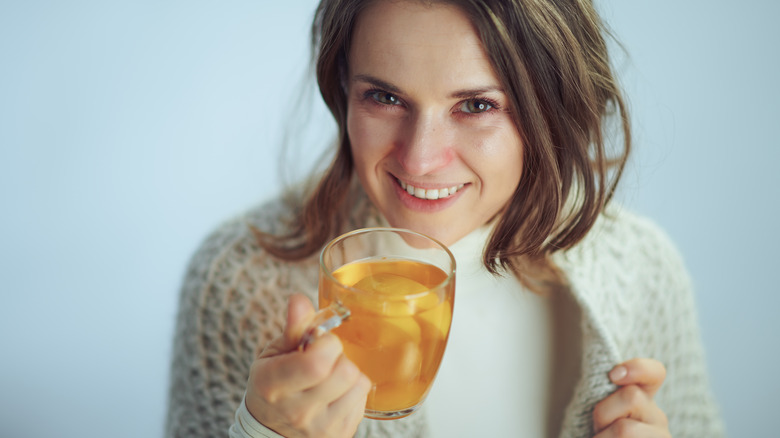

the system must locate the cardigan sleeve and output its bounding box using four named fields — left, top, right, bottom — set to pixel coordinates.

left=555, top=207, right=726, bottom=437
left=611, top=213, right=727, bottom=437
left=229, top=395, right=286, bottom=438
left=164, top=215, right=294, bottom=437
left=645, top=226, right=726, bottom=436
